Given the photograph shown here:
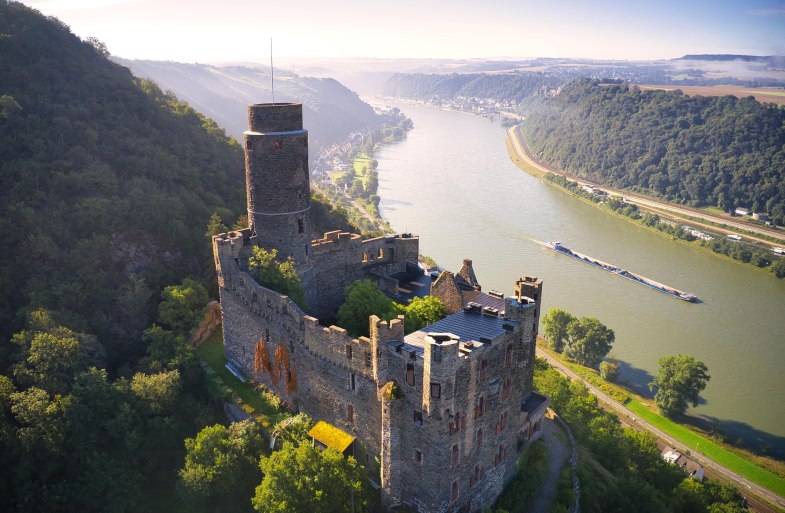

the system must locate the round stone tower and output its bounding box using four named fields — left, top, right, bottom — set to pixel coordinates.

left=244, top=103, right=313, bottom=277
